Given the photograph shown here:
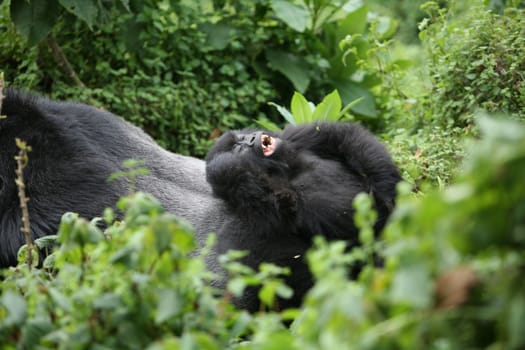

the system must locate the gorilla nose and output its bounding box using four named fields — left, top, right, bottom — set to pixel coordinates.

left=237, top=132, right=258, bottom=147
